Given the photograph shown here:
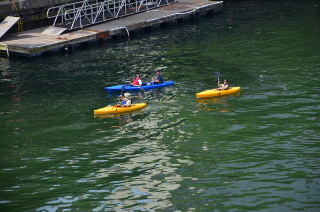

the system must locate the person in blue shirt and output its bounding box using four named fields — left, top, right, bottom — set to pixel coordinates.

left=153, top=70, right=163, bottom=84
